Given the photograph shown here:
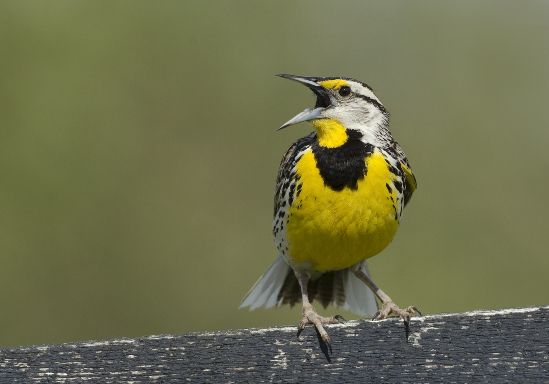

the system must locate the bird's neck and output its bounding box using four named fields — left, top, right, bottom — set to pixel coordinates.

left=349, top=110, right=392, bottom=148
left=311, top=119, right=348, bottom=148
left=312, top=115, right=393, bottom=149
